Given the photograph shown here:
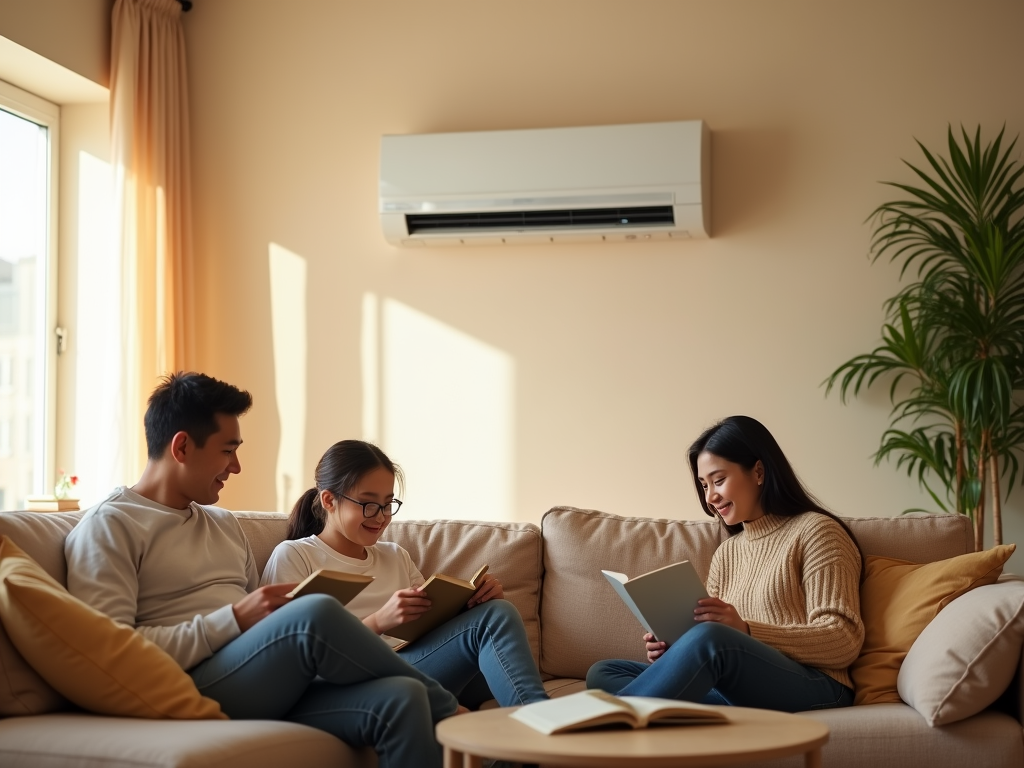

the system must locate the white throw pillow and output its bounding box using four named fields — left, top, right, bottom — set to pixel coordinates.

left=897, top=577, right=1024, bottom=726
